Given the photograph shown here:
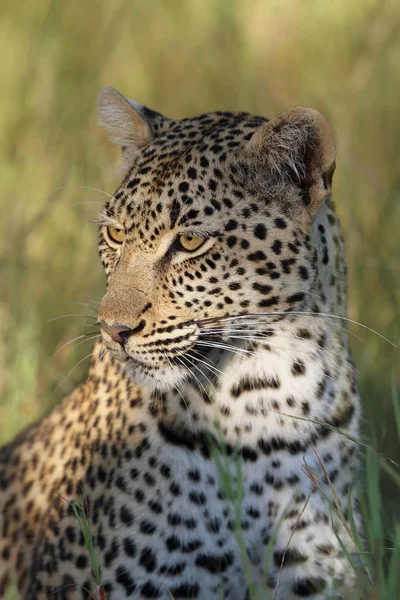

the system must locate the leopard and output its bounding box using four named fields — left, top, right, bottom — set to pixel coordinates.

left=0, top=87, right=363, bottom=600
